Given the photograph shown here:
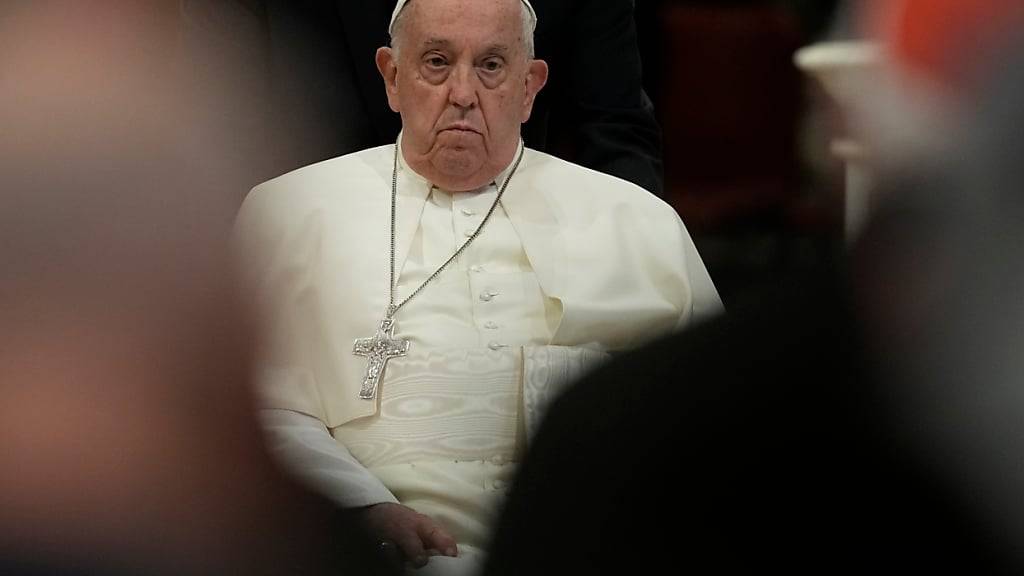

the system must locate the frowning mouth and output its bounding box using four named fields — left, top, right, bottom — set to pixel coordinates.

left=440, top=124, right=482, bottom=135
